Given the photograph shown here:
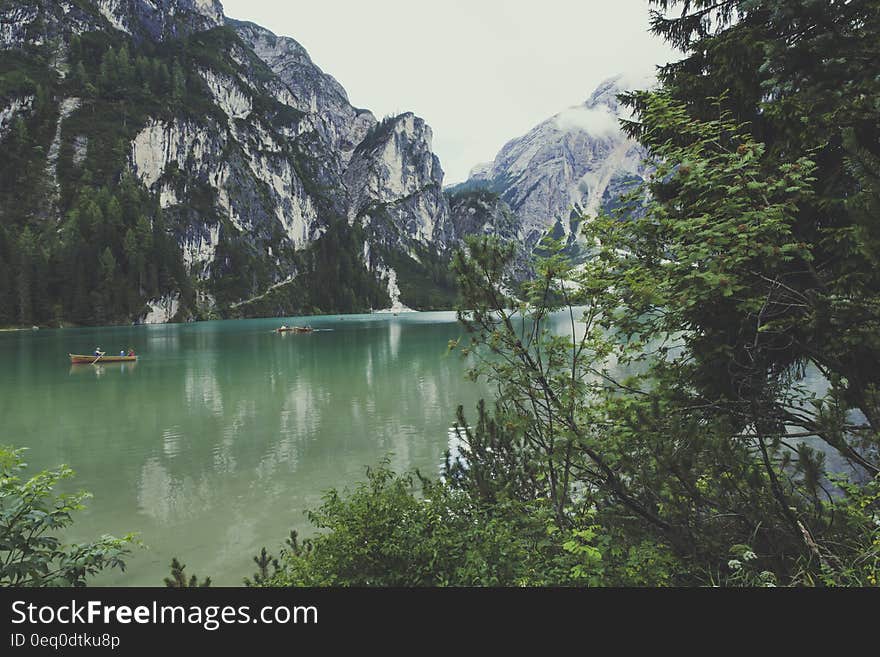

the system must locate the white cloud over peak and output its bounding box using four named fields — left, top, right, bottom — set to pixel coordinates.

left=554, top=106, right=620, bottom=137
